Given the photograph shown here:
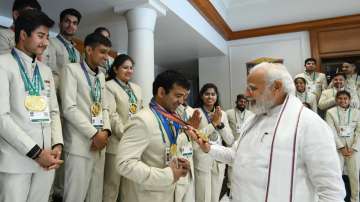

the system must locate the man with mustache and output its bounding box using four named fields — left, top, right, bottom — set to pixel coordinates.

left=226, top=94, right=254, bottom=141
left=191, top=62, right=345, bottom=202
left=0, top=10, right=63, bottom=202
